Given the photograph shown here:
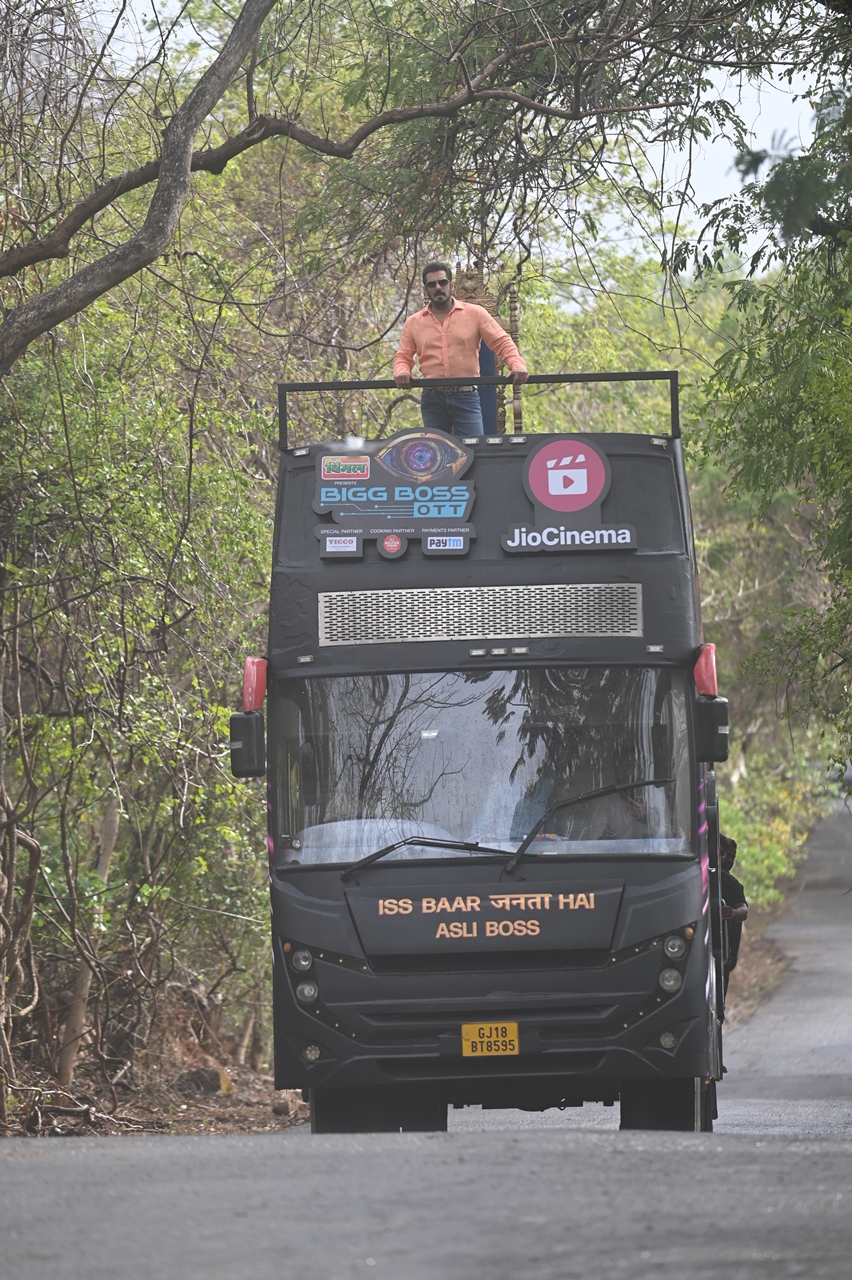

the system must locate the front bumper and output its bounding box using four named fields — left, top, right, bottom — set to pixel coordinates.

left=273, top=929, right=714, bottom=1103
